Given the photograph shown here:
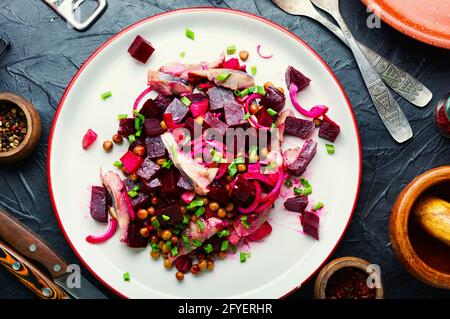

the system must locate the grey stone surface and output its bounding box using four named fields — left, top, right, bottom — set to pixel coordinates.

left=0, top=0, right=449, bottom=299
